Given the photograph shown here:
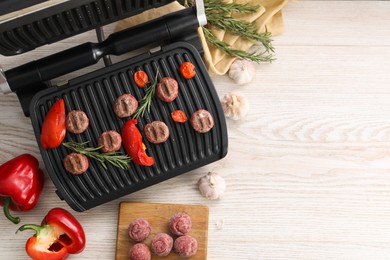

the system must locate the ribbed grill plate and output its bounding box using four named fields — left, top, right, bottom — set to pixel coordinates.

left=30, top=42, right=228, bottom=211
left=0, top=0, right=175, bottom=56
